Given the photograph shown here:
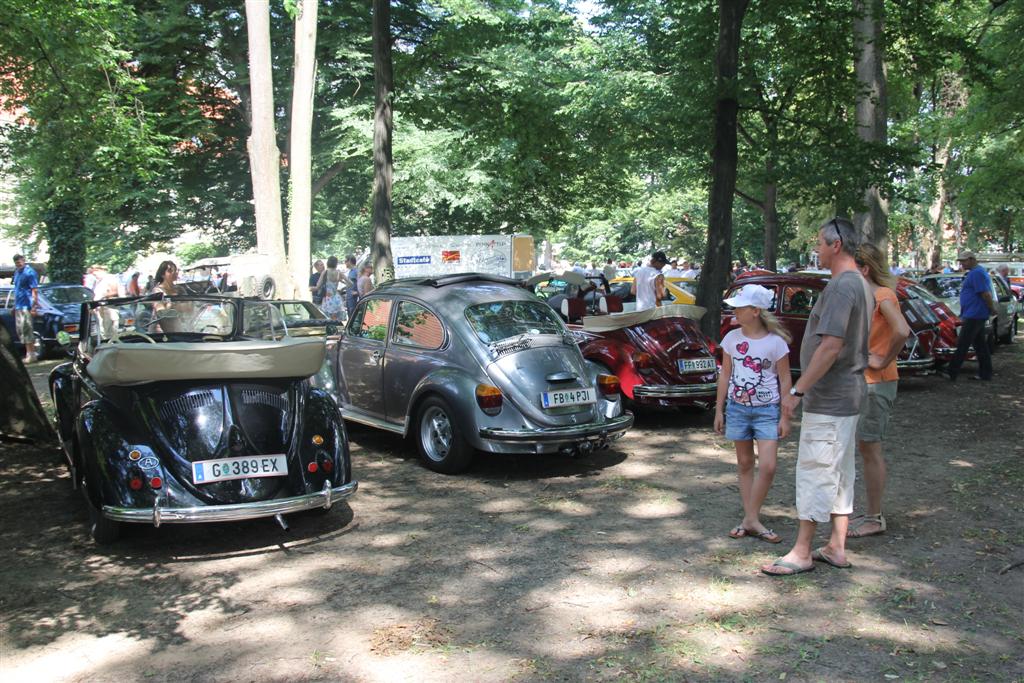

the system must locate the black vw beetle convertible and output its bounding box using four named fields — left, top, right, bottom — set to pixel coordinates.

left=49, top=294, right=357, bottom=543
